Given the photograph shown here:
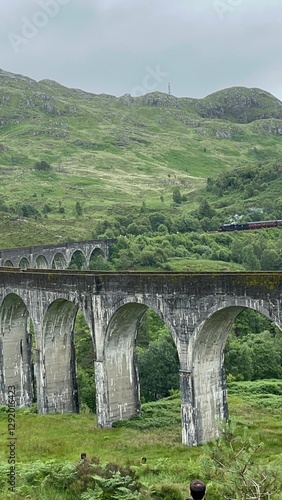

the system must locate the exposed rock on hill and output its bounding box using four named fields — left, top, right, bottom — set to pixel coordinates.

left=1, top=69, right=282, bottom=125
